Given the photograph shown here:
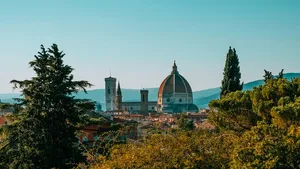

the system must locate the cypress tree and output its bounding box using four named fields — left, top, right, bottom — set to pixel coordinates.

left=0, top=44, right=95, bottom=169
left=220, top=46, right=243, bottom=97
